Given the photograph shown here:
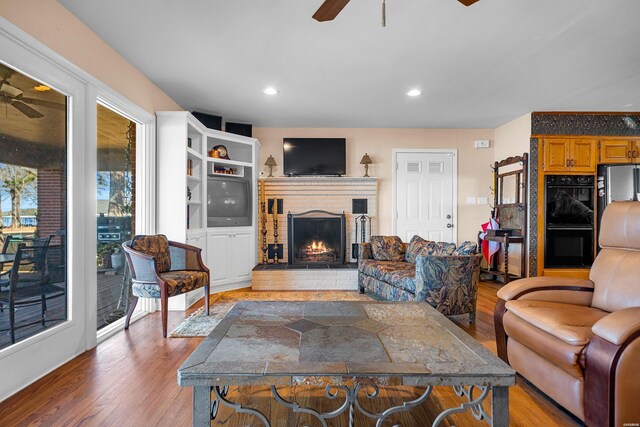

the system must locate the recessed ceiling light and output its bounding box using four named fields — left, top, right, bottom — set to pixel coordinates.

left=33, top=85, right=51, bottom=92
left=263, top=87, right=279, bottom=96
left=406, top=89, right=422, bottom=97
